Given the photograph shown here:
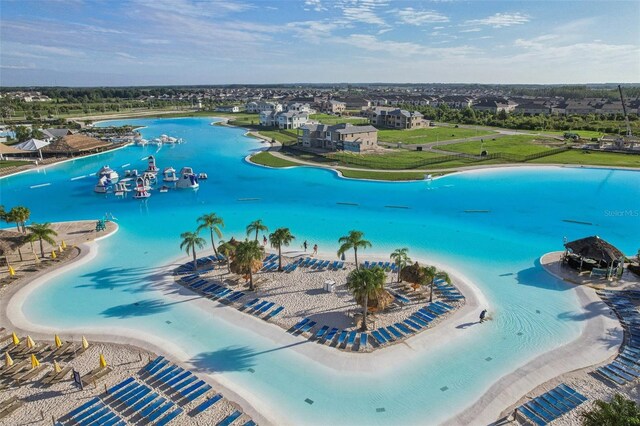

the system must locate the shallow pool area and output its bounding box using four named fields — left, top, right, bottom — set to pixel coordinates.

left=2, top=117, right=639, bottom=425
